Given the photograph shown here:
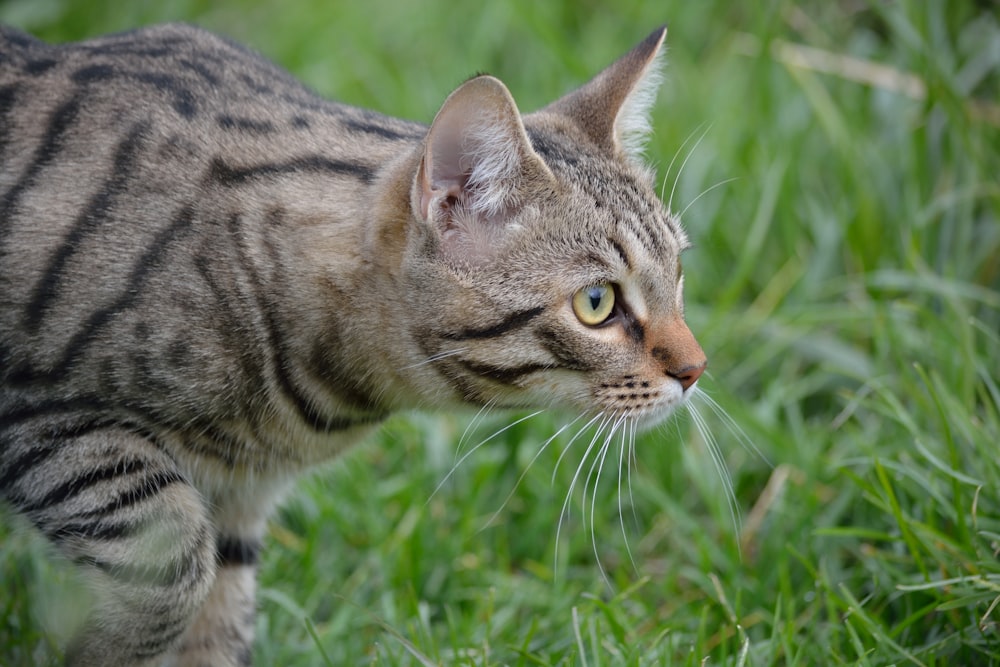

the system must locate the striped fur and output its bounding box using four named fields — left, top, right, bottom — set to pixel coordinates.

left=0, top=23, right=706, bottom=666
